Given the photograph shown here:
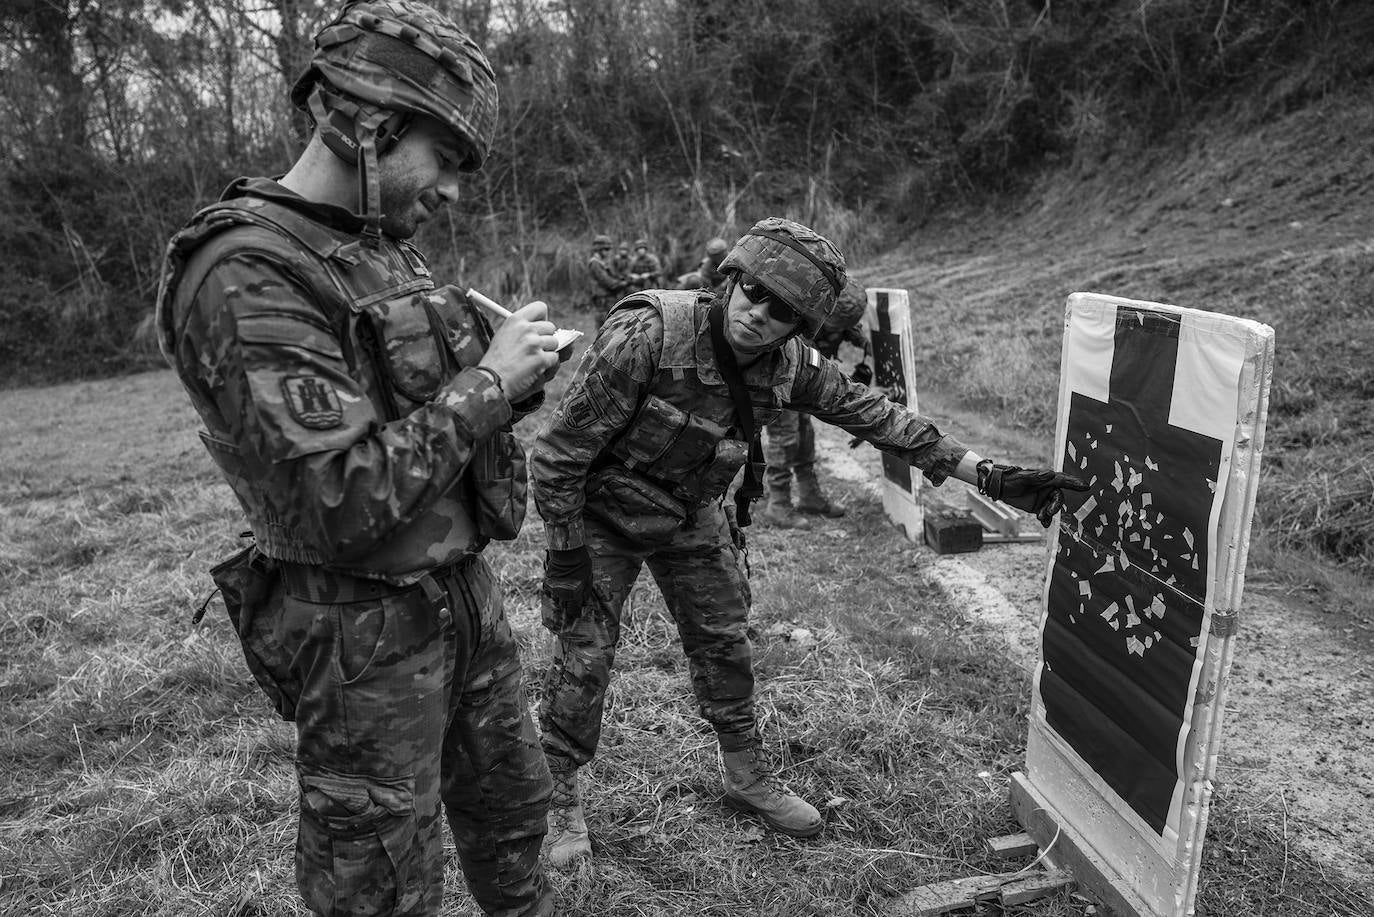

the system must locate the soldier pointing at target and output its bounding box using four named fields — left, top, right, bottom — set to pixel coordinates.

left=530, top=216, right=1087, bottom=864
